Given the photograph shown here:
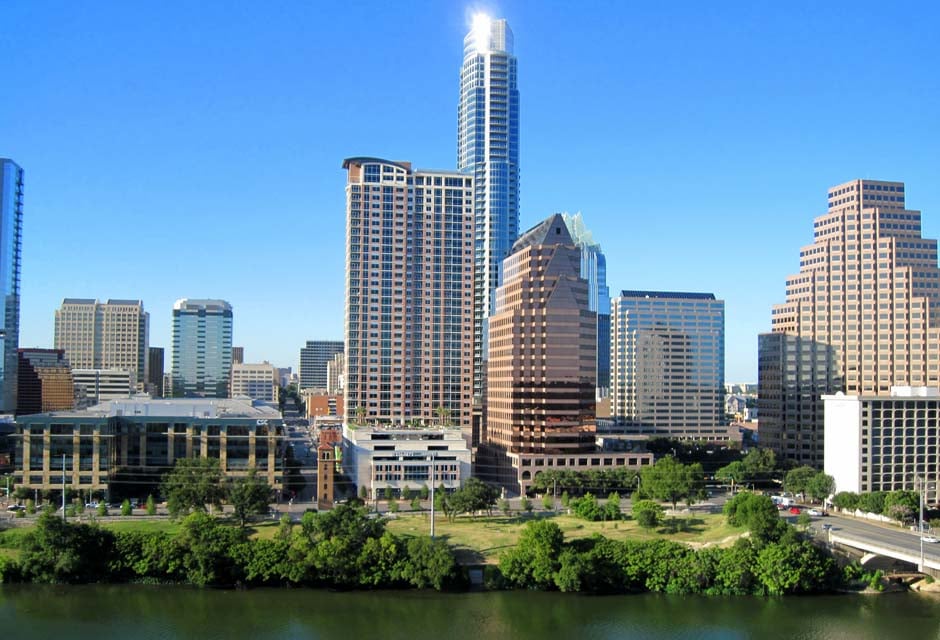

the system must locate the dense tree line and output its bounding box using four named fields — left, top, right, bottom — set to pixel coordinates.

left=497, top=492, right=843, bottom=595
left=0, top=503, right=461, bottom=590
